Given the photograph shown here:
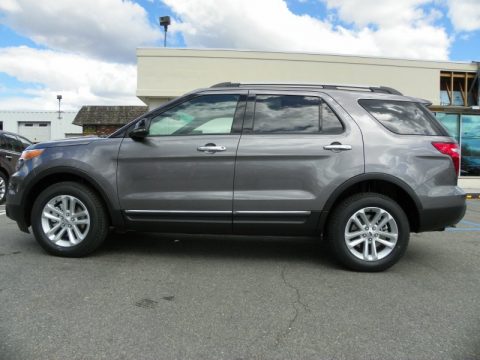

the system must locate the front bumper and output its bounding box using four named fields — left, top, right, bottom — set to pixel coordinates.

left=6, top=202, right=29, bottom=233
